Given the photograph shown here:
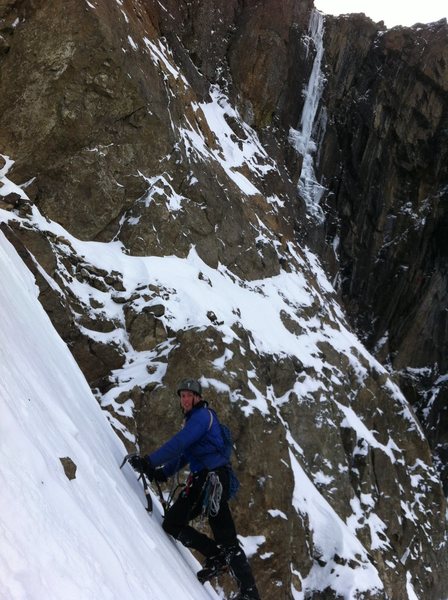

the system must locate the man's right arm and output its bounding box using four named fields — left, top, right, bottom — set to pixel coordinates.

left=148, top=409, right=209, bottom=468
